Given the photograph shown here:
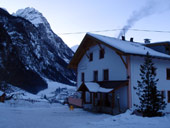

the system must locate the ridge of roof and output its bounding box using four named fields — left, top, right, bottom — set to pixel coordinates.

left=151, top=41, right=170, bottom=44
left=87, top=33, right=170, bottom=59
